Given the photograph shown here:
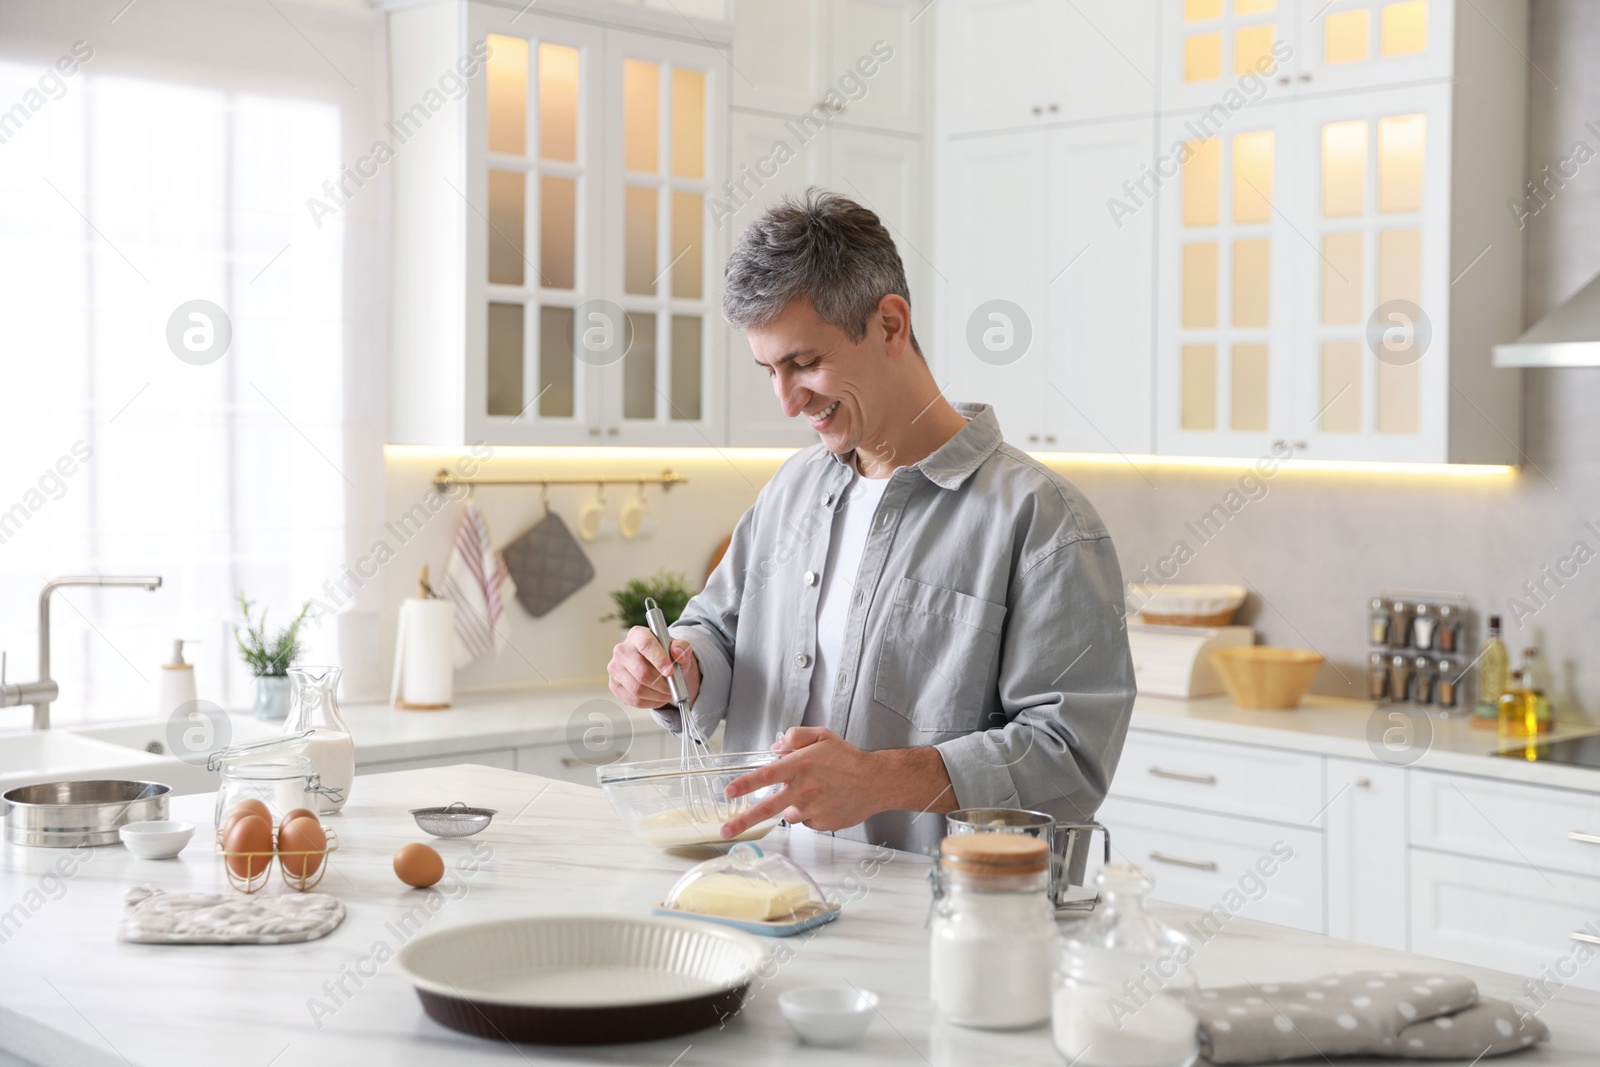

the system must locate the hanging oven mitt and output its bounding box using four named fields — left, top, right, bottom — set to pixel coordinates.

left=501, top=510, right=595, bottom=618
